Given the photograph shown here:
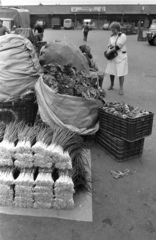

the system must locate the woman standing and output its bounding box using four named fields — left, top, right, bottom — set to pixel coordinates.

left=105, top=22, right=128, bottom=95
